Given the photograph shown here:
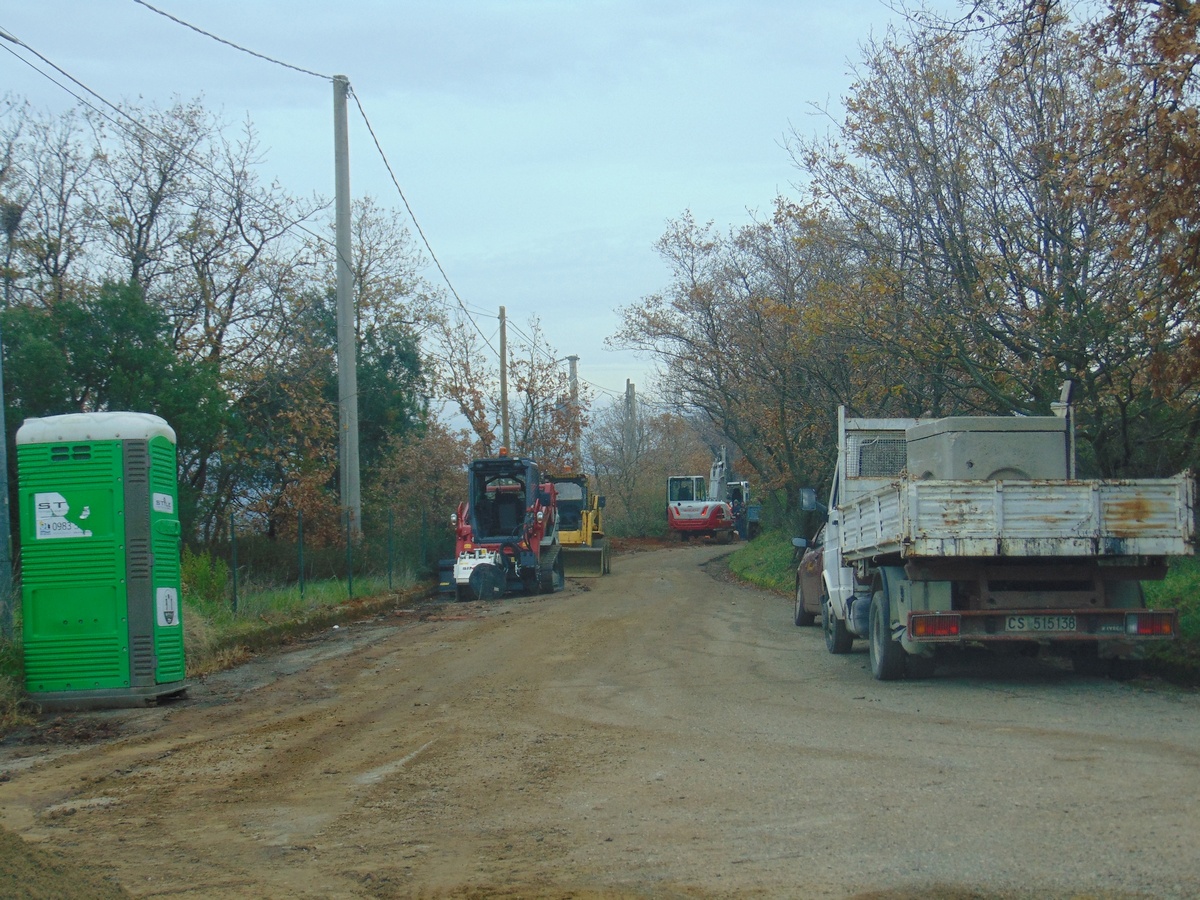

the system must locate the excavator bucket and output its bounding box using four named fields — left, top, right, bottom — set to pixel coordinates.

left=560, top=539, right=609, bottom=578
